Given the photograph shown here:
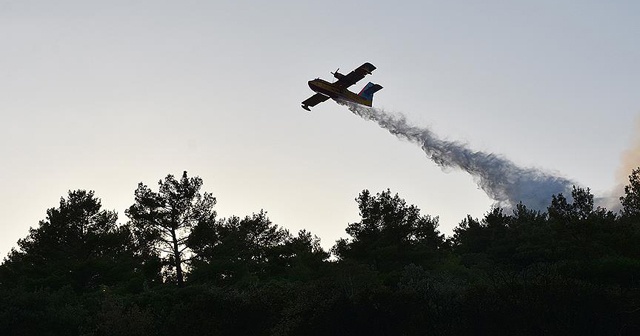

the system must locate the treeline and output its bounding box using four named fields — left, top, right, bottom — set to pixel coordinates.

left=1, top=171, right=640, bottom=335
